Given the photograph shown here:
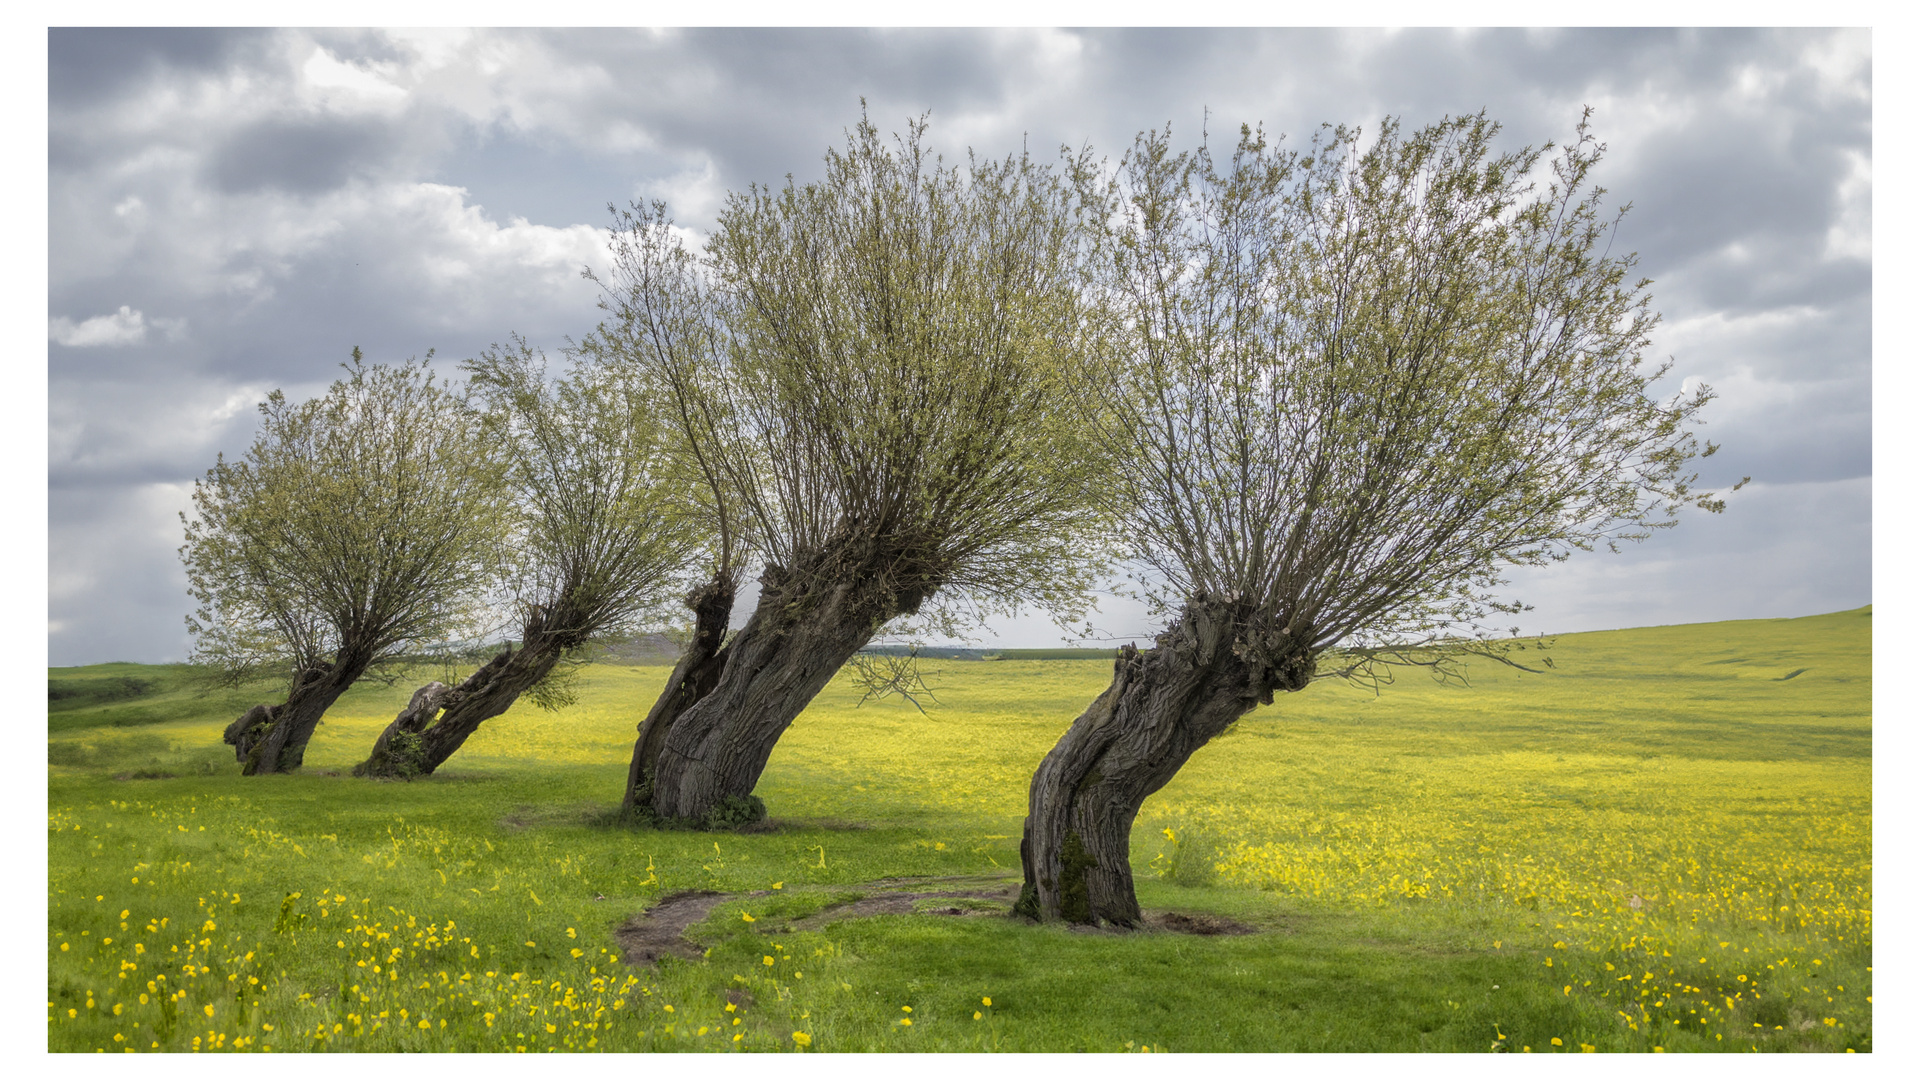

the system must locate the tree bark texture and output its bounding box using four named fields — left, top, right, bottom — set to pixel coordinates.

left=638, top=532, right=941, bottom=824
left=353, top=618, right=569, bottom=779
left=1015, top=597, right=1316, bottom=927
left=224, top=657, right=368, bottom=775
left=623, top=574, right=737, bottom=809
